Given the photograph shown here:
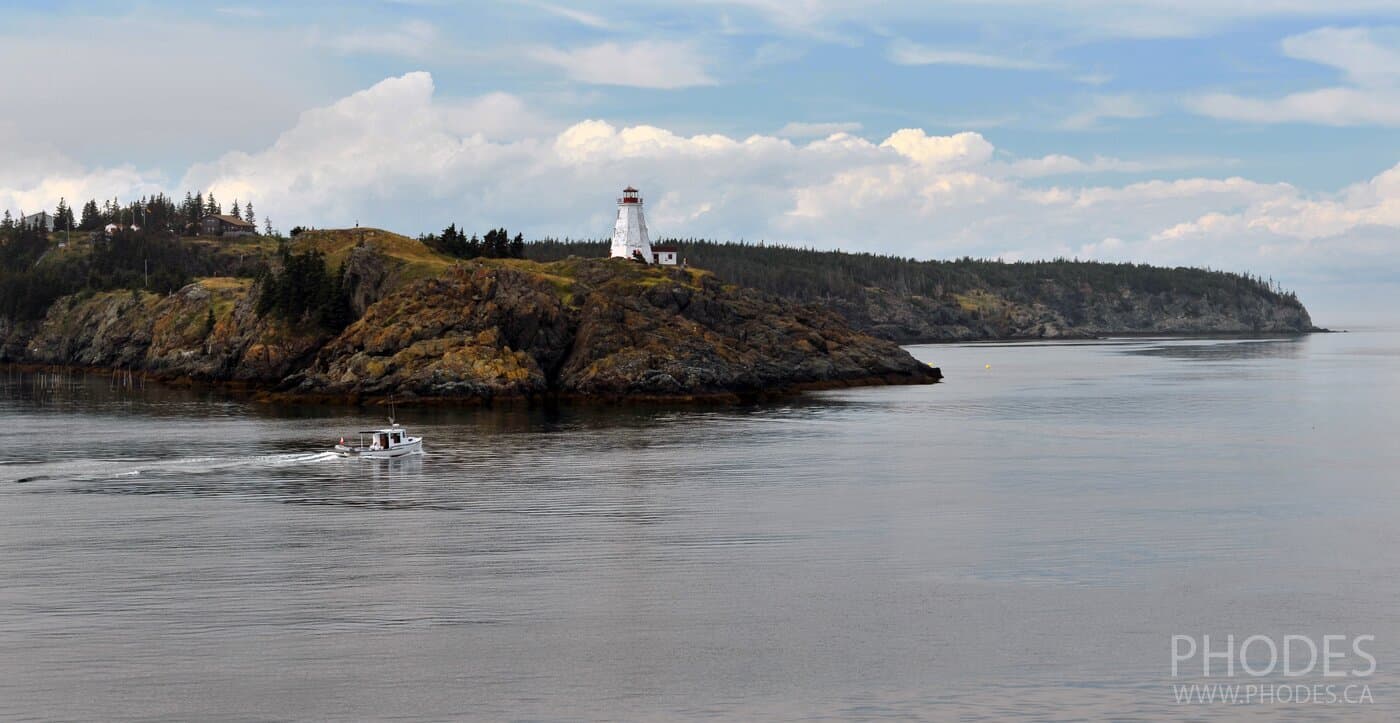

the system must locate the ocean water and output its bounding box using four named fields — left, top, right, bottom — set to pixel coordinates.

left=2, top=330, right=1399, bottom=720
